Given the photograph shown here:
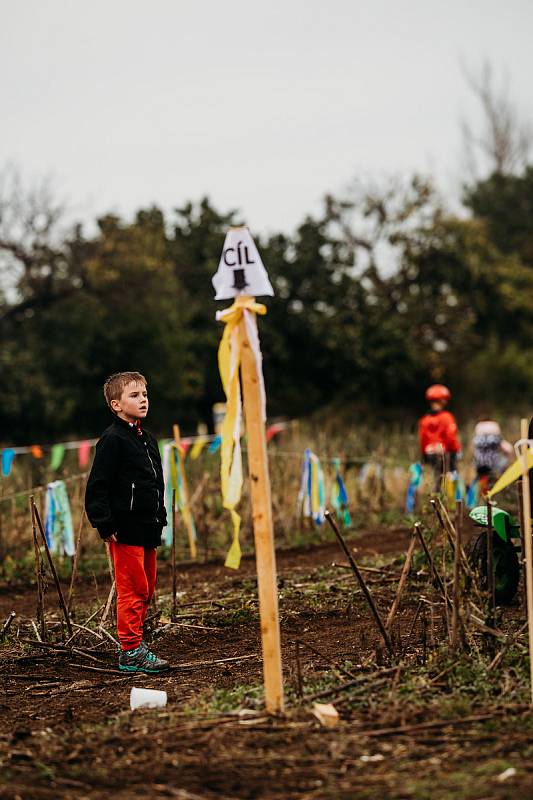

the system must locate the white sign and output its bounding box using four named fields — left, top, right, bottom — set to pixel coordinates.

left=212, top=227, right=274, bottom=300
